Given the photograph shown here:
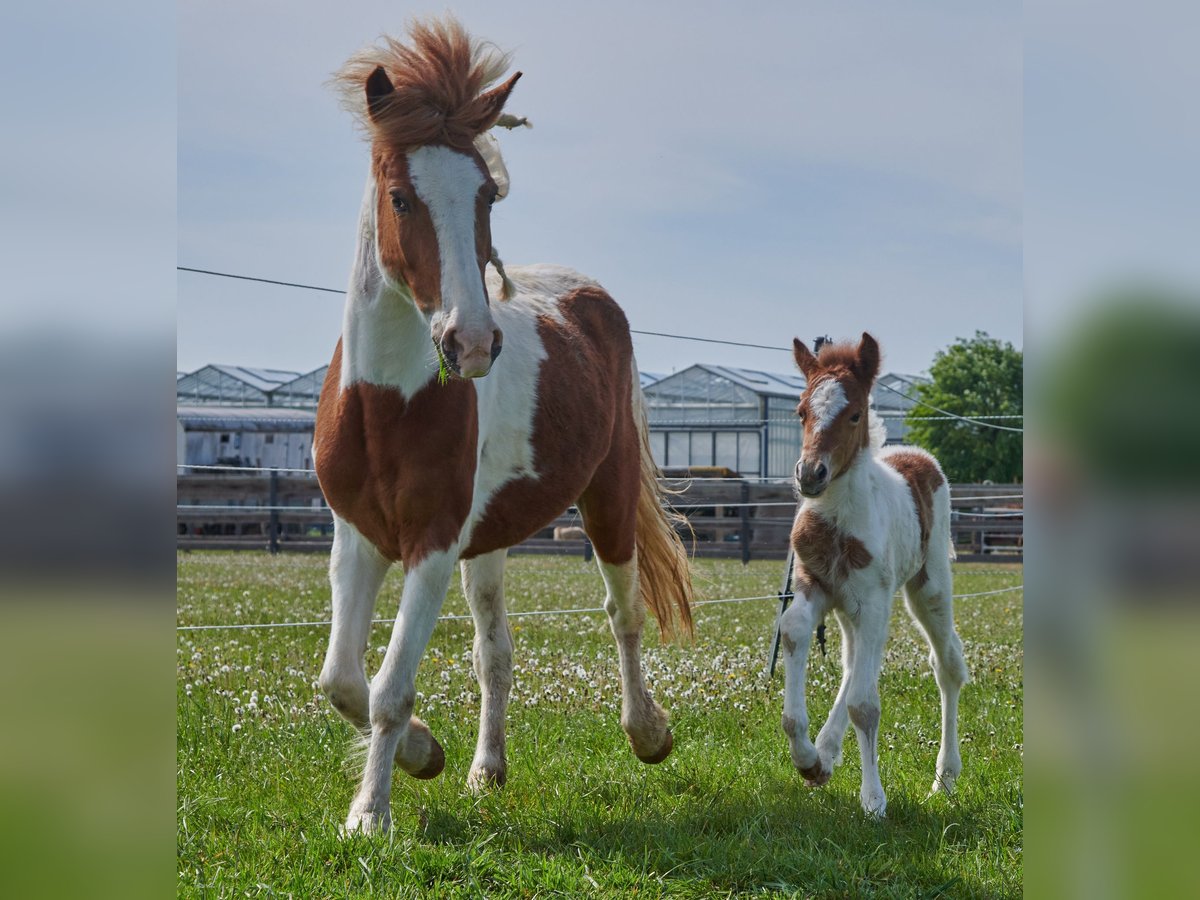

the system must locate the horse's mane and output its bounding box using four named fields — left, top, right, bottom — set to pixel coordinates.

left=333, top=17, right=512, bottom=151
